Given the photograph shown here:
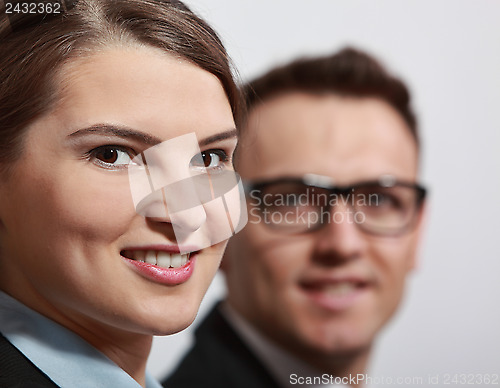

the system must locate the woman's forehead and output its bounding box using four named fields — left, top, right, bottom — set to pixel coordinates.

left=51, top=46, right=235, bottom=141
